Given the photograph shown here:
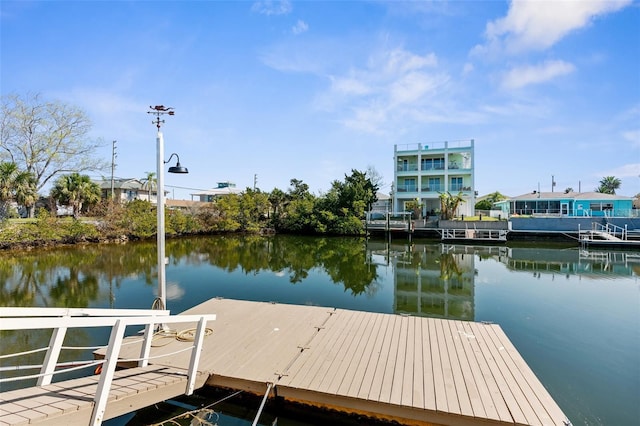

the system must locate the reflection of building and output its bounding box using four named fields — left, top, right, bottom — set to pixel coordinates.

left=503, top=247, right=638, bottom=277
left=391, top=244, right=476, bottom=320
